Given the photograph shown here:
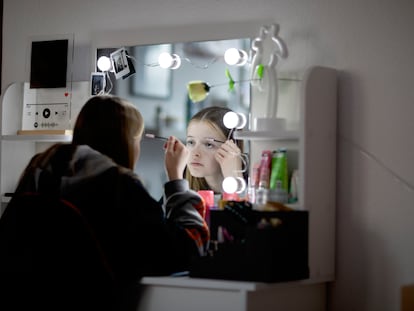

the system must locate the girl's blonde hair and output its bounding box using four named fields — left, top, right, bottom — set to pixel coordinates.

left=72, top=95, right=144, bottom=169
